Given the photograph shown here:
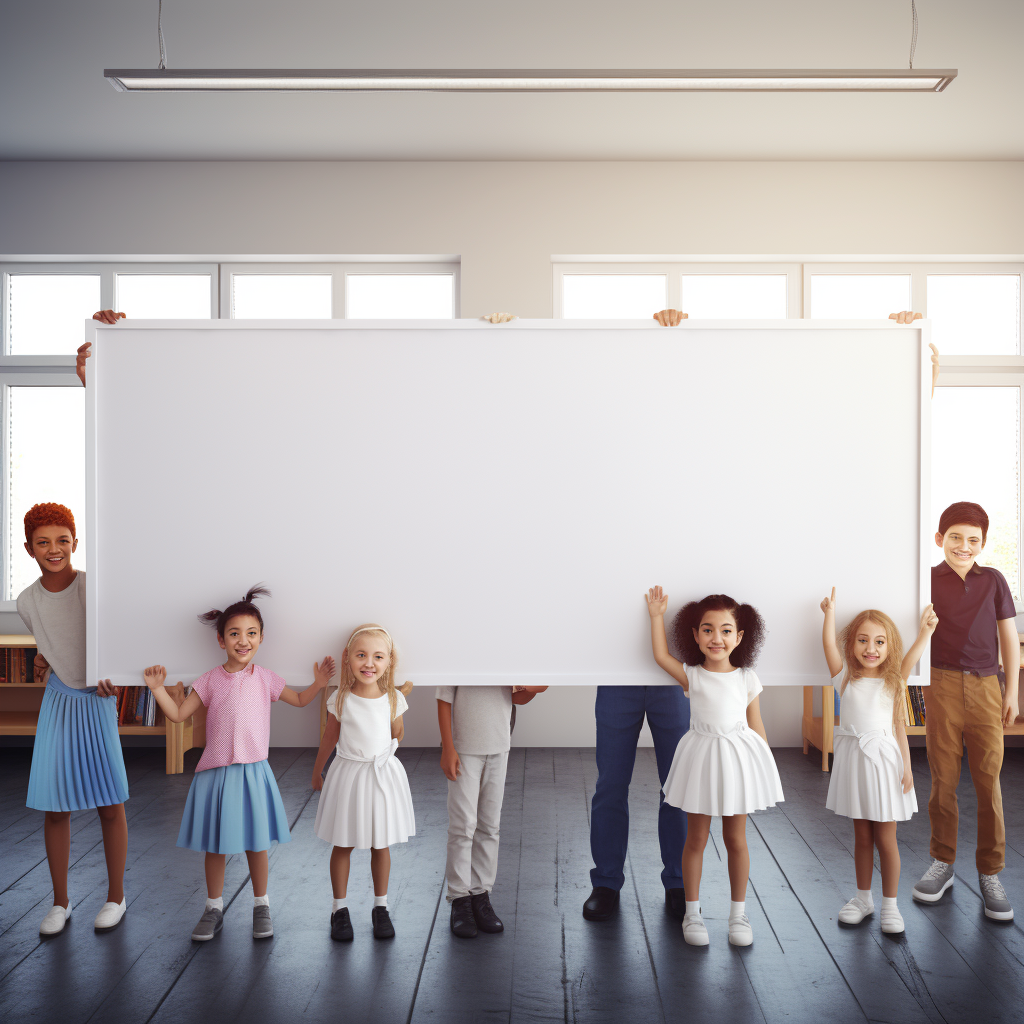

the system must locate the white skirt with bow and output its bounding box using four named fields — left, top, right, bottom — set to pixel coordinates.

left=314, top=739, right=416, bottom=849
left=826, top=726, right=918, bottom=822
